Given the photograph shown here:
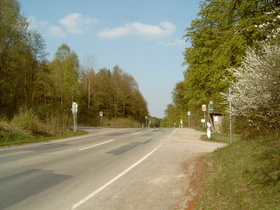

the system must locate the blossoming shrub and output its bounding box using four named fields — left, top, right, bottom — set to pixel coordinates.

left=228, top=44, right=280, bottom=137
